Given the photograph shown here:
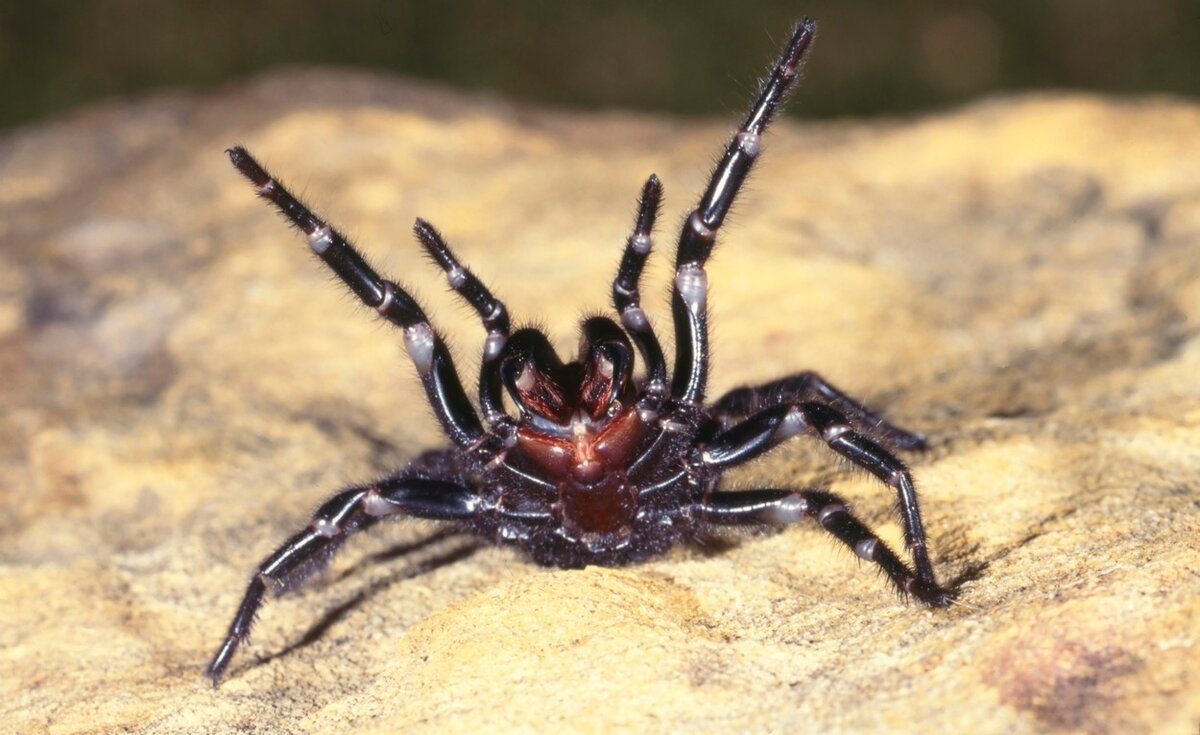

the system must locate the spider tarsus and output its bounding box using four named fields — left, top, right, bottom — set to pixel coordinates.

left=412, top=218, right=450, bottom=266
left=635, top=174, right=663, bottom=231
left=226, top=146, right=271, bottom=189
left=206, top=638, right=237, bottom=687
left=783, top=19, right=817, bottom=71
